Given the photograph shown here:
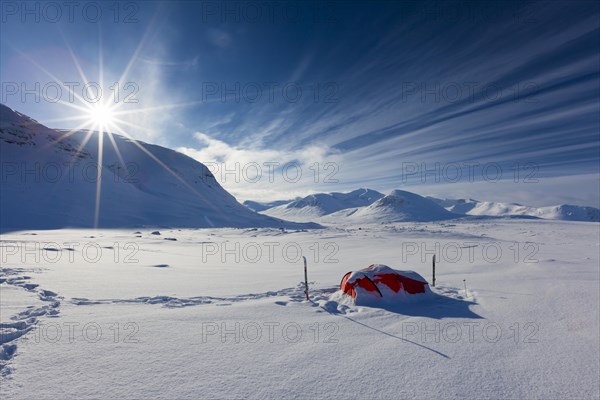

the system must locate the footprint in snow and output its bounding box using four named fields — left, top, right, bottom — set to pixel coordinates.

left=0, top=267, right=62, bottom=374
